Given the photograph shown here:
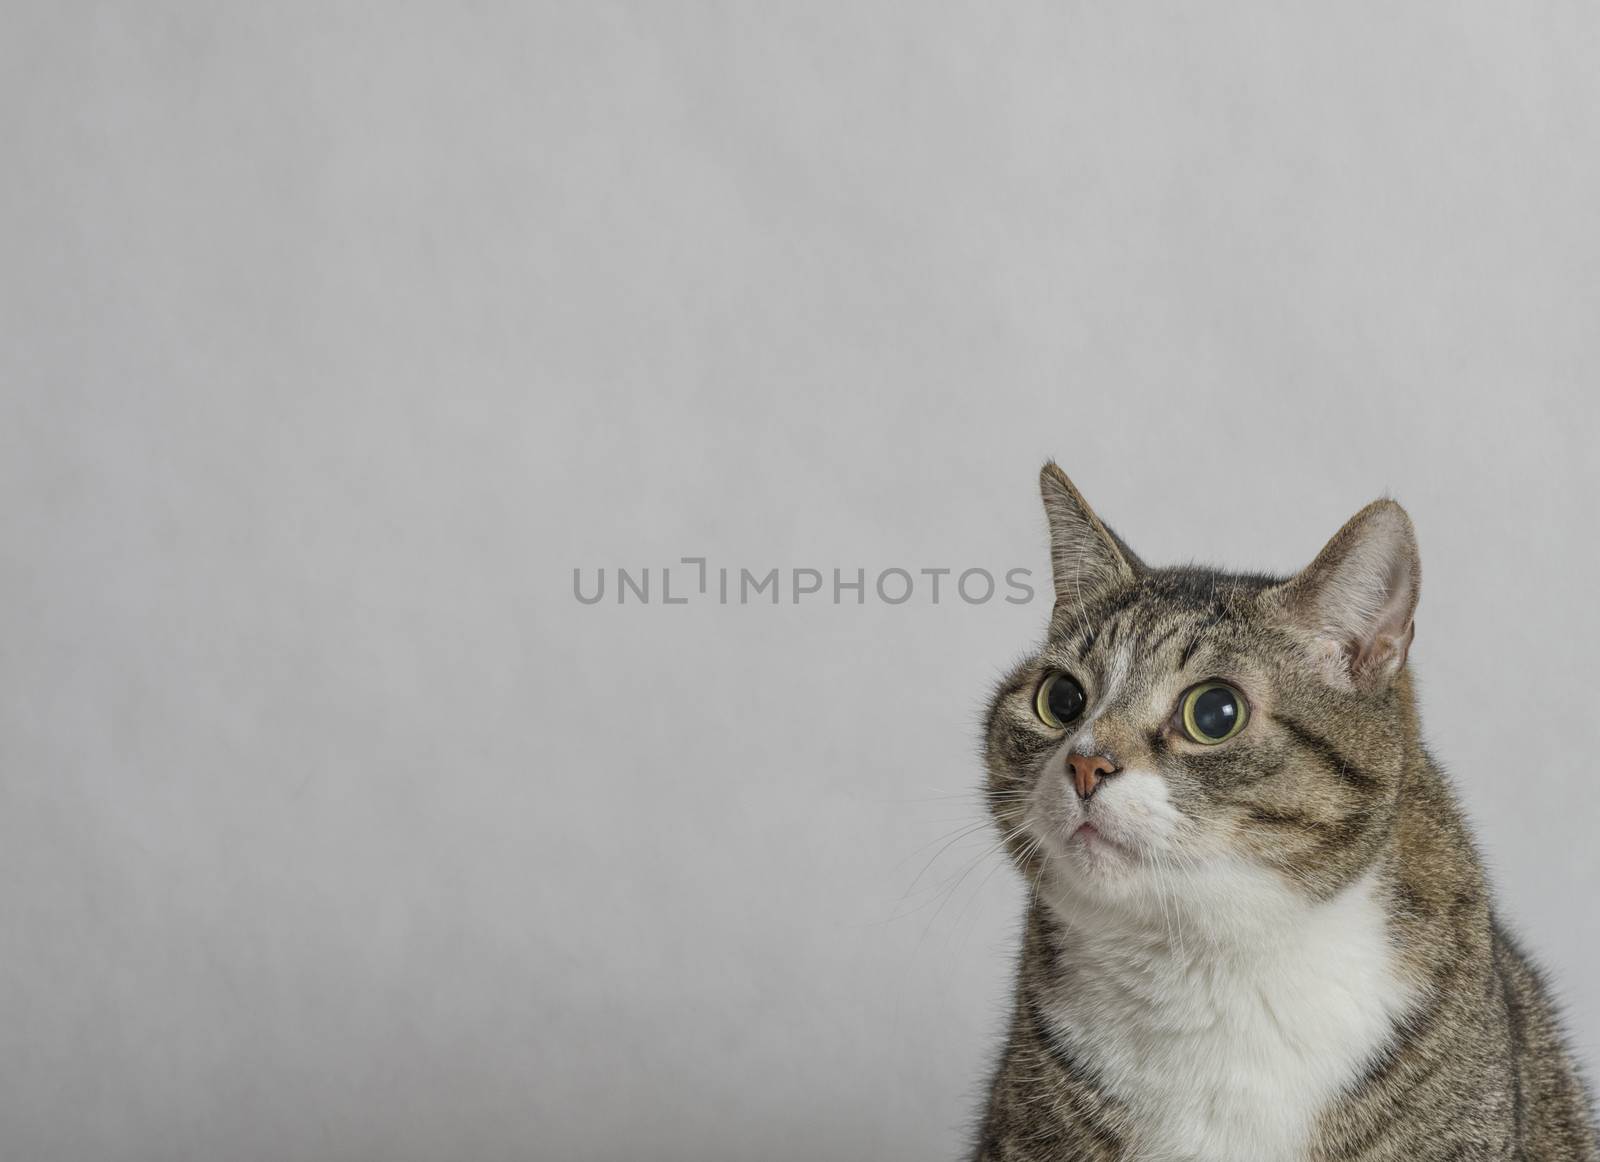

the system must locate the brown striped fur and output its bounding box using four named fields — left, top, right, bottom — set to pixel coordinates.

left=972, top=464, right=1597, bottom=1161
